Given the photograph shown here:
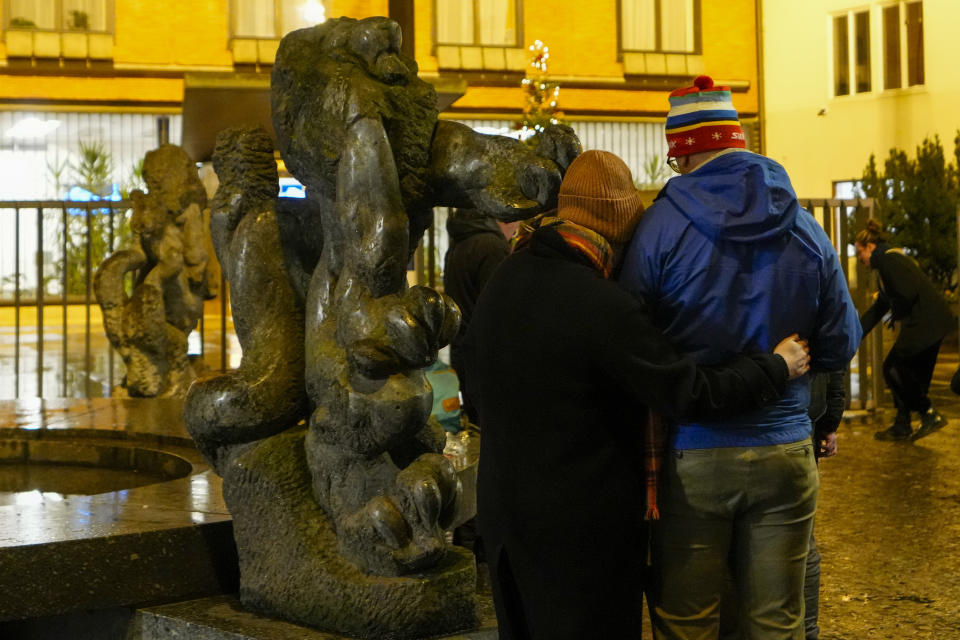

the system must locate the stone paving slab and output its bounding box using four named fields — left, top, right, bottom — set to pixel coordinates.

left=130, top=594, right=499, bottom=640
